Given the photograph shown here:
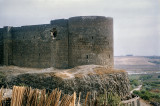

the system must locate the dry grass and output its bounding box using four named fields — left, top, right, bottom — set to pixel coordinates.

left=84, top=92, right=90, bottom=106
left=53, top=72, right=70, bottom=79
left=87, top=72, right=94, bottom=76
left=11, top=86, right=26, bottom=106
left=59, top=94, right=71, bottom=106
left=93, top=67, right=126, bottom=75
left=1, top=65, right=127, bottom=81
left=0, top=88, right=2, bottom=106
left=75, top=67, right=126, bottom=78
left=8, top=86, right=78, bottom=106
left=77, top=92, right=81, bottom=106
left=74, top=73, right=83, bottom=78
left=0, top=85, right=128, bottom=106
left=59, top=92, right=76, bottom=106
